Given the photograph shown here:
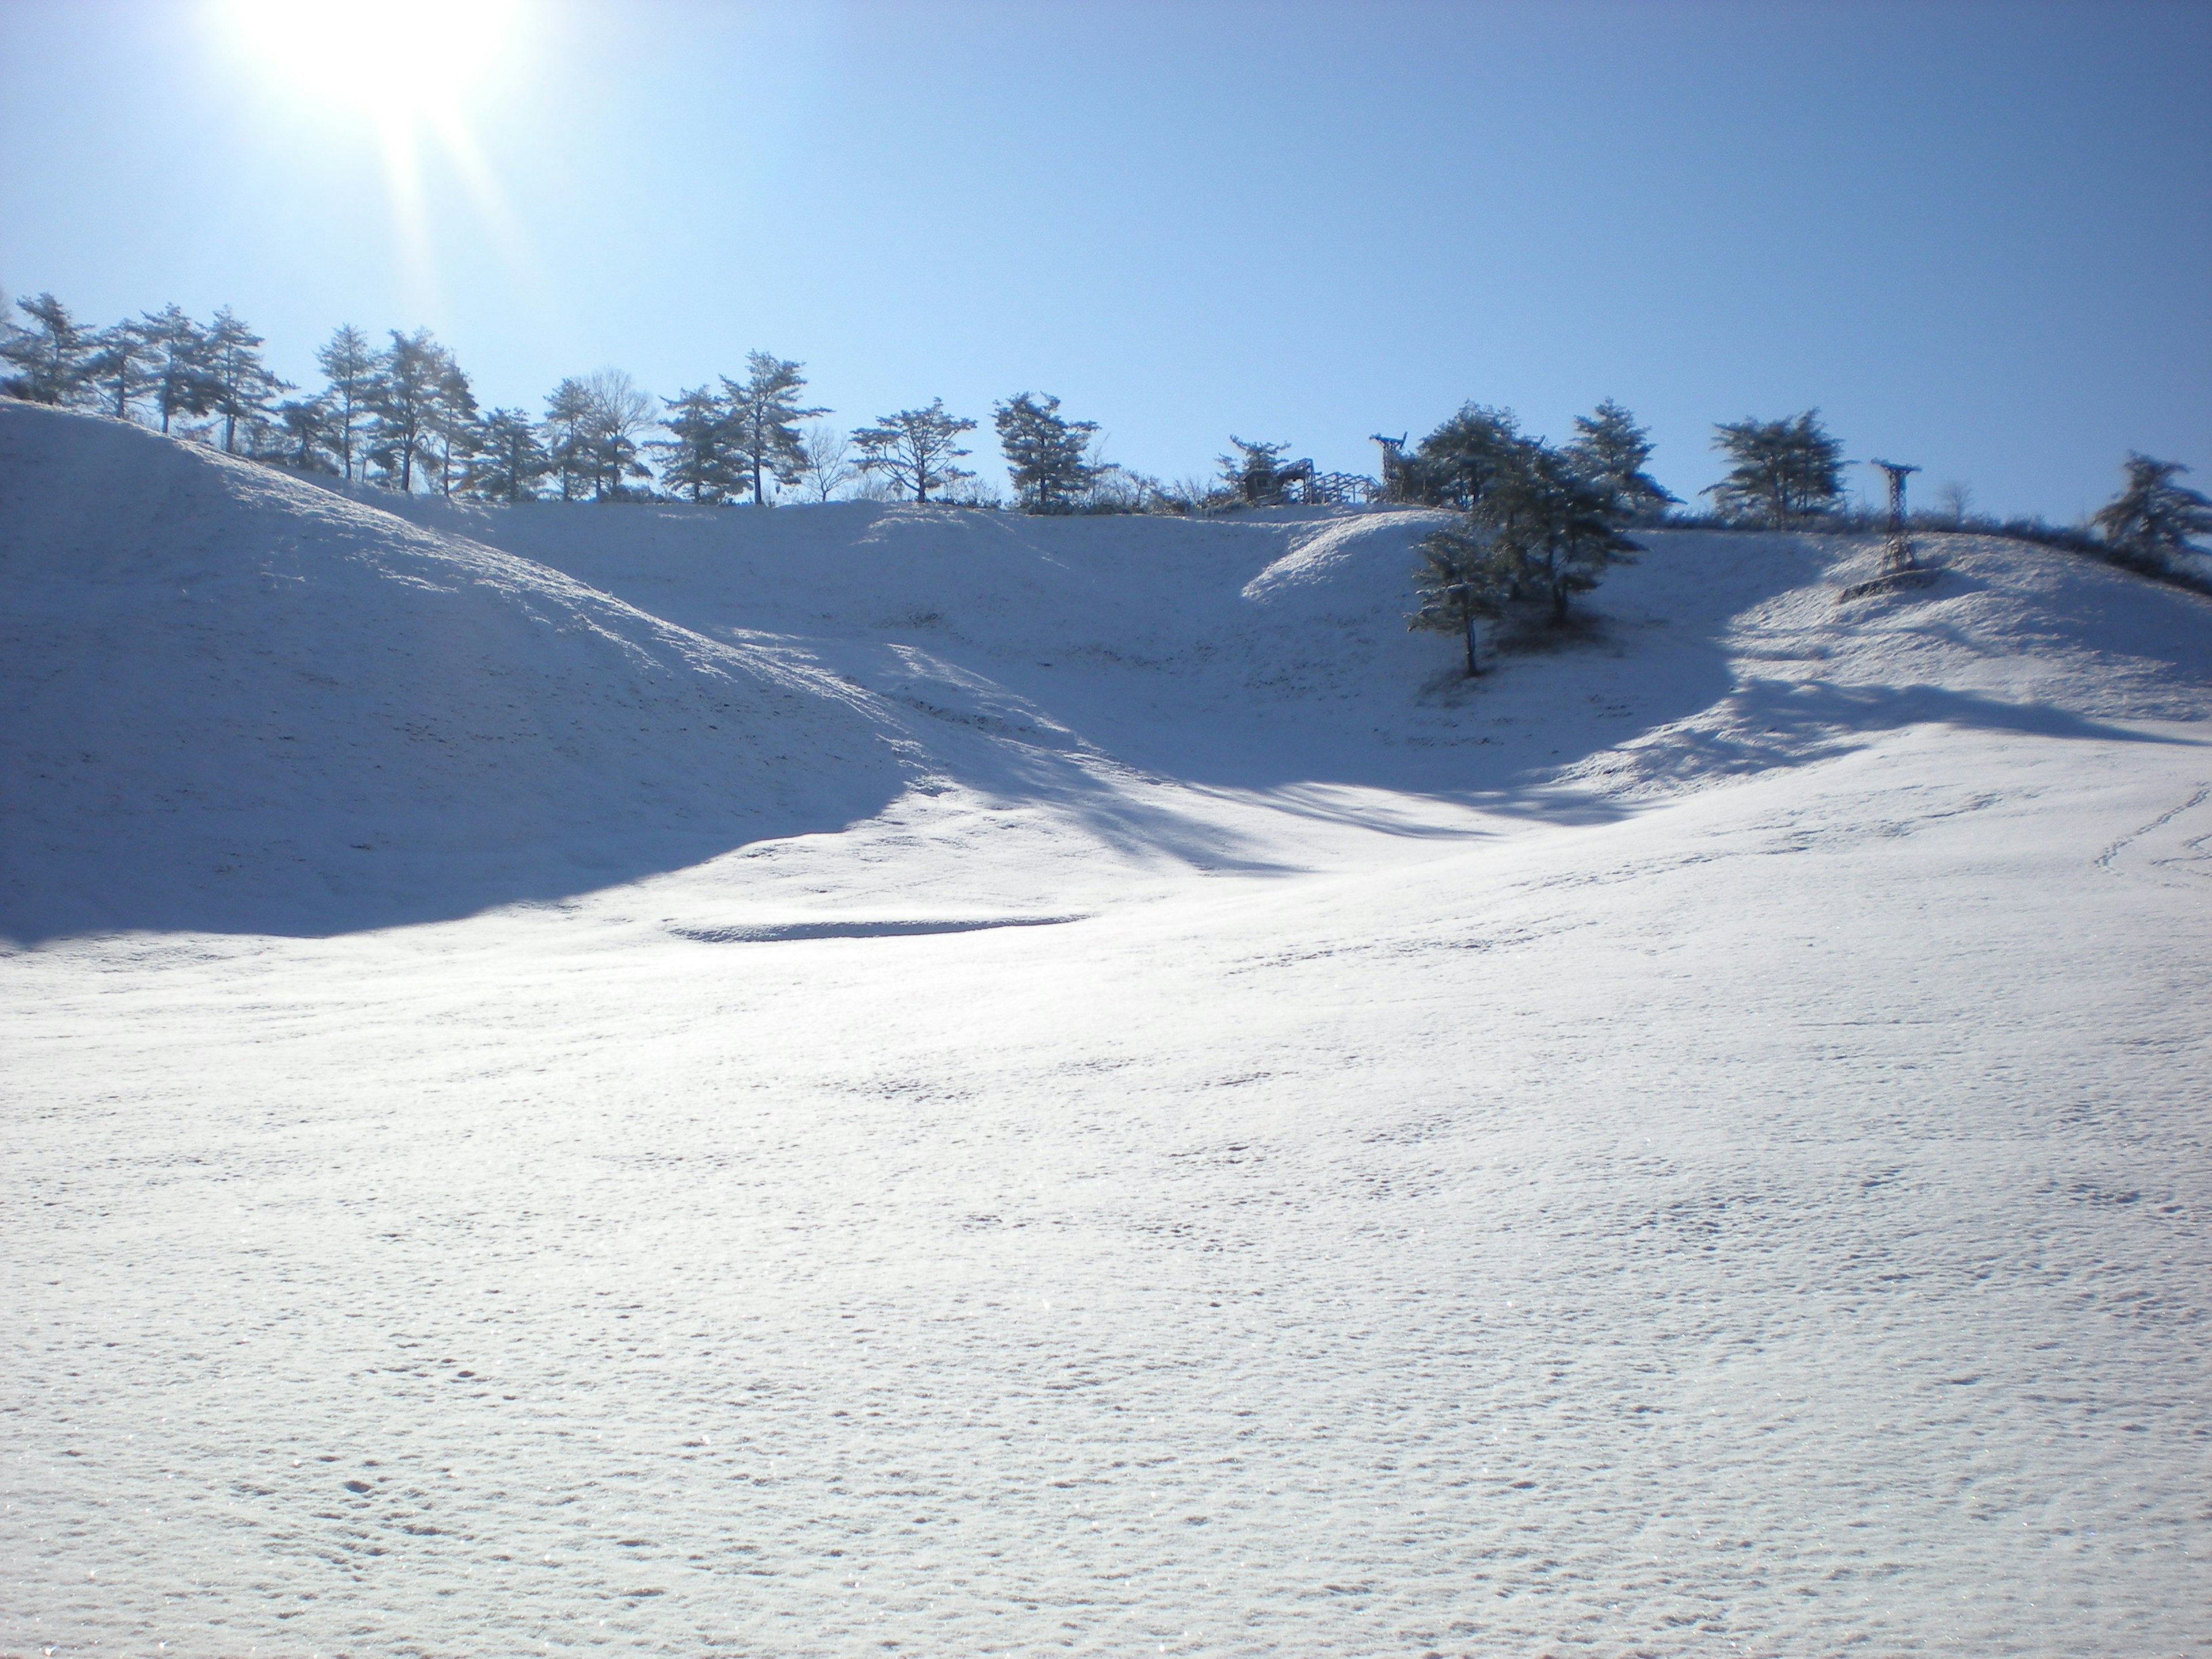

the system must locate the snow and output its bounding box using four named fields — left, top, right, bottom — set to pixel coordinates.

left=2, top=402, right=2207, bottom=1657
